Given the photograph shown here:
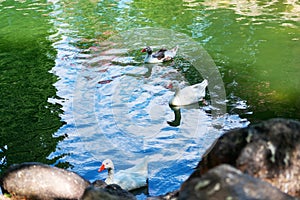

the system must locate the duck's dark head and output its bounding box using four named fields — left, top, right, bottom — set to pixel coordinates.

left=141, top=46, right=152, bottom=54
